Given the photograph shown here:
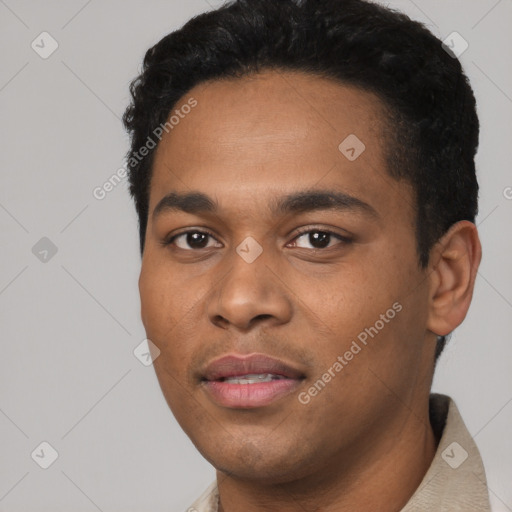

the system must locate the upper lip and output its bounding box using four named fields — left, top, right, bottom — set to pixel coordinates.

left=202, top=353, right=305, bottom=381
